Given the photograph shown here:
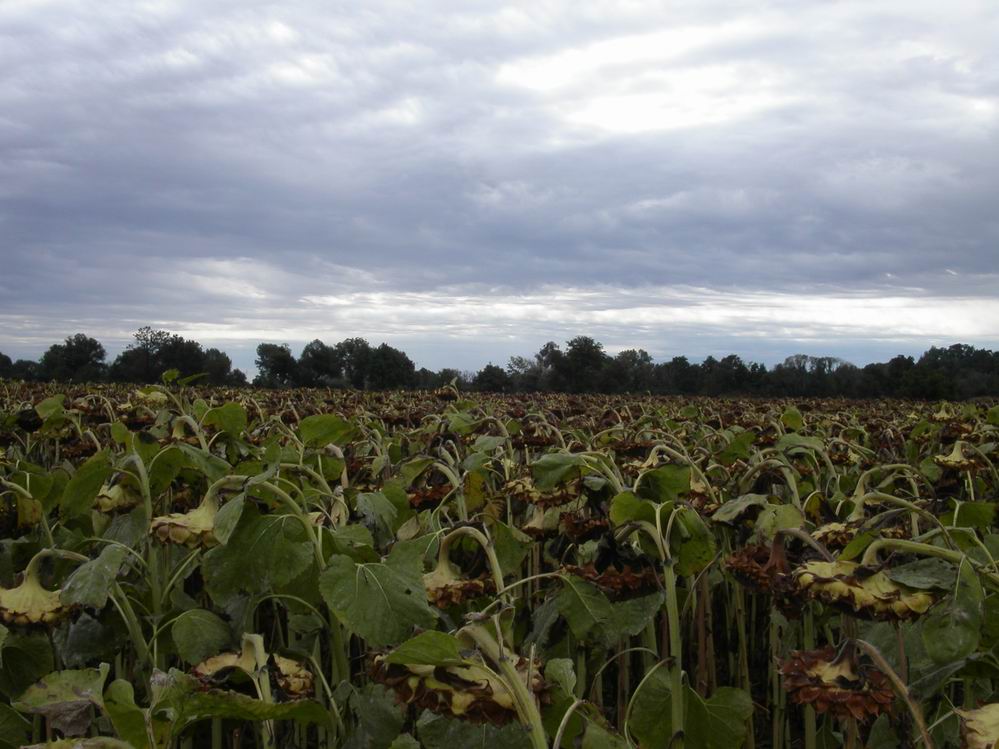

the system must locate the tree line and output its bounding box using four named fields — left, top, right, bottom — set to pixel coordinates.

left=2, top=329, right=998, bottom=400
